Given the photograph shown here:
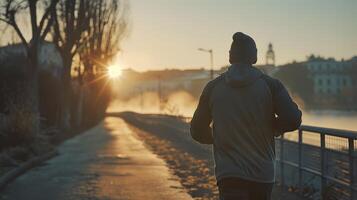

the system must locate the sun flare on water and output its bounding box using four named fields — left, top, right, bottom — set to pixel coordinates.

left=107, top=65, right=122, bottom=79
